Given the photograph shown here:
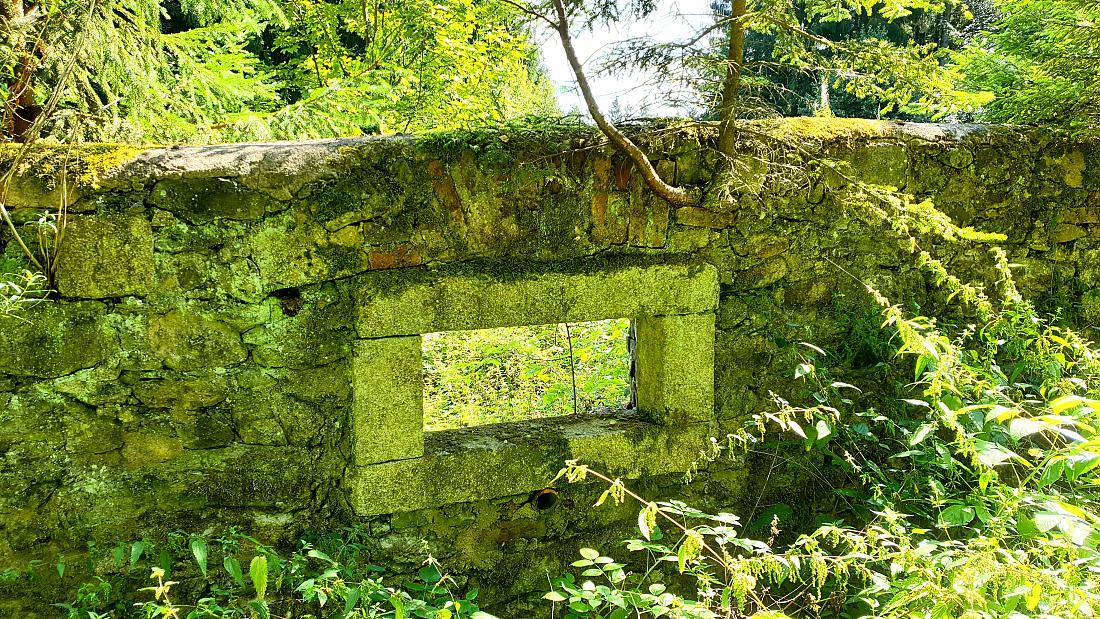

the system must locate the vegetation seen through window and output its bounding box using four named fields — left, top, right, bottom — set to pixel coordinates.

left=422, top=319, right=632, bottom=431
